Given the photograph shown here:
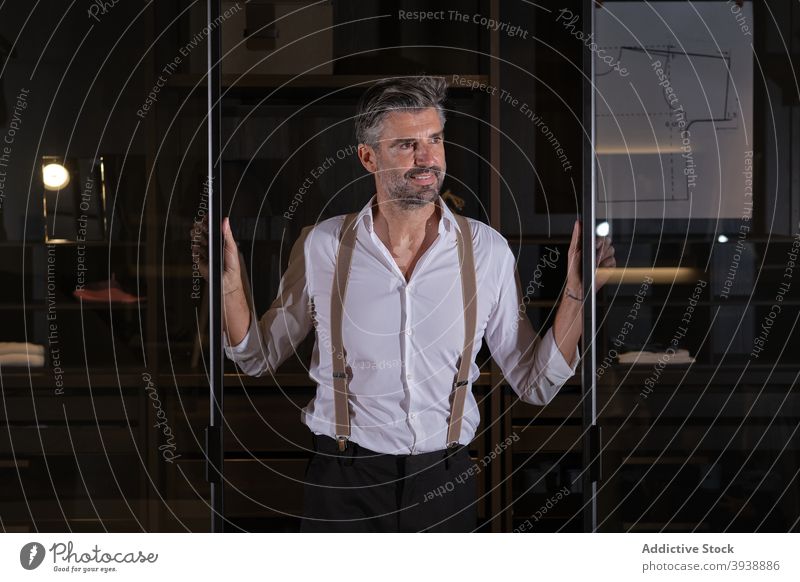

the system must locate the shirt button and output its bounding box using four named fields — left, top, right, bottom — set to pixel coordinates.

left=406, top=374, right=413, bottom=381
left=409, top=412, right=416, bottom=420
